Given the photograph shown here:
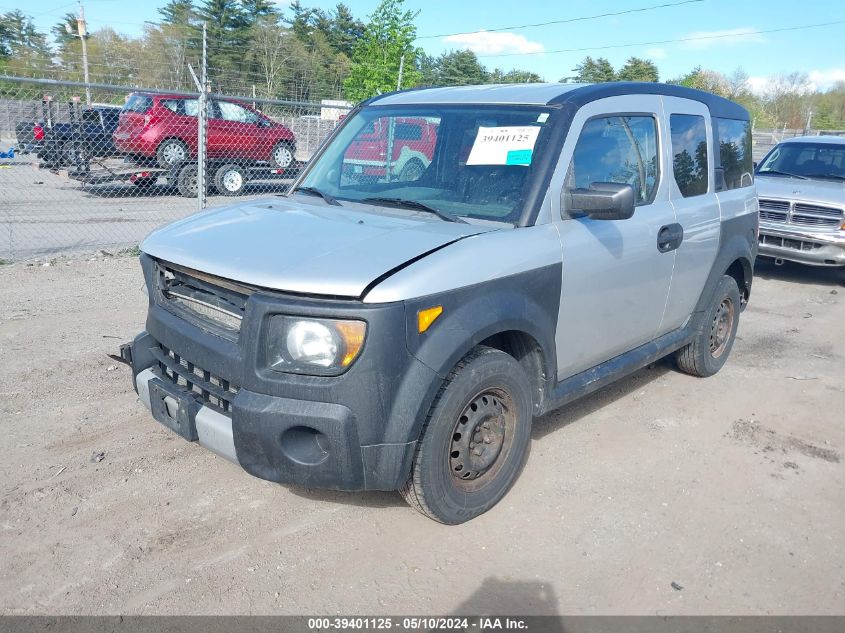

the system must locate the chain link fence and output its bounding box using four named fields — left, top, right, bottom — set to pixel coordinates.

left=0, top=75, right=350, bottom=261
left=3, top=73, right=845, bottom=262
